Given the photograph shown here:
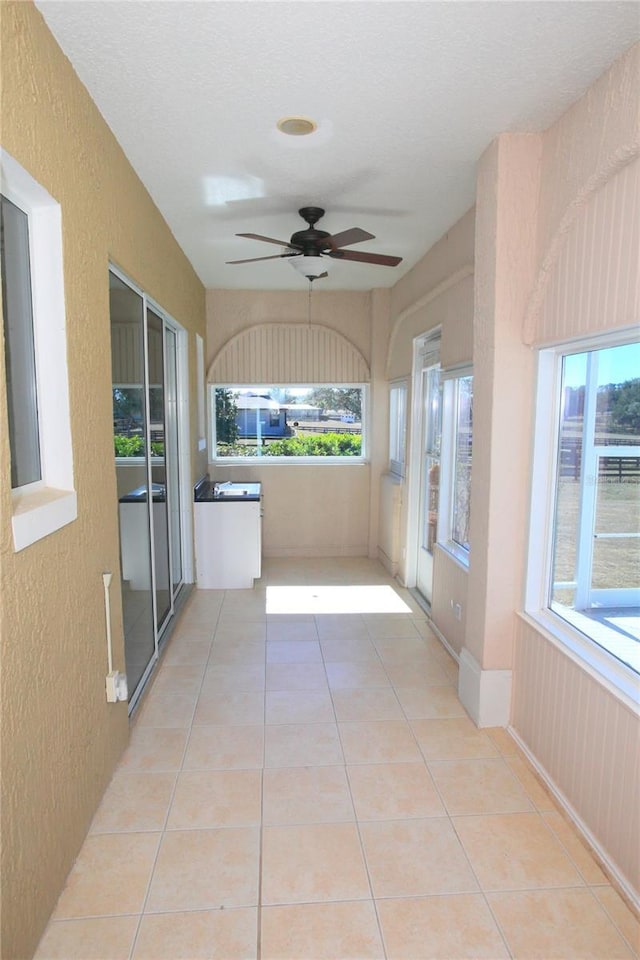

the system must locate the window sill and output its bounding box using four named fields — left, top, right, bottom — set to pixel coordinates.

left=437, top=540, right=470, bottom=570
left=210, top=457, right=368, bottom=466
left=519, top=609, right=640, bottom=713
left=11, top=486, right=77, bottom=552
